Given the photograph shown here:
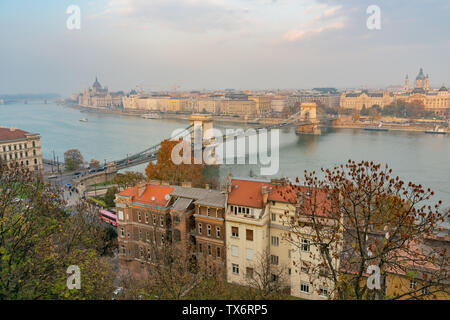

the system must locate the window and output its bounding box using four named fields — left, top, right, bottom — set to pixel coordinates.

left=232, top=264, right=239, bottom=275
left=271, top=213, right=276, bottom=221
left=160, top=216, right=164, bottom=227
left=216, top=227, right=221, bottom=238
left=207, top=208, right=210, bottom=216
left=147, top=249, right=151, bottom=260
left=139, top=247, right=144, bottom=258
left=216, top=247, right=221, bottom=258
left=174, top=229, right=181, bottom=242
left=231, top=226, right=239, bottom=238
left=246, top=248, right=254, bottom=261
left=152, top=215, right=156, bottom=225
left=231, top=245, right=239, bottom=257
left=145, top=213, right=149, bottom=223
left=270, top=255, right=279, bottom=265
left=246, top=267, right=254, bottom=279
left=246, top=229, right=253, bottom=241
left=320, top=286, right=329, bottom=298
left=199, top=243, right=203, bottom=253
left=301, top=239, right=310, bottom=252
left=138, top=212, right=141, bottom=222
left=161, top=234, right=165, bottom=244
left=271, top=236, right=279, bottom=246
left=410, top=280, right=417, bottom=290
left=120, top=245, right=126, bottom=255
left=208, top=245, right=212, bottom=256
left=271, top=274, right=279, bottom=282
left=118, top=210, right=124, bottom=220
left=300, top=282, right=310, bottom=294
left=139, top=229, right=142, bottom=240
left=146, top=231, right=150, bottom=242
left=207, top=225, right=211, bottom=236
left=198, top=223, right=202, bottom=235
